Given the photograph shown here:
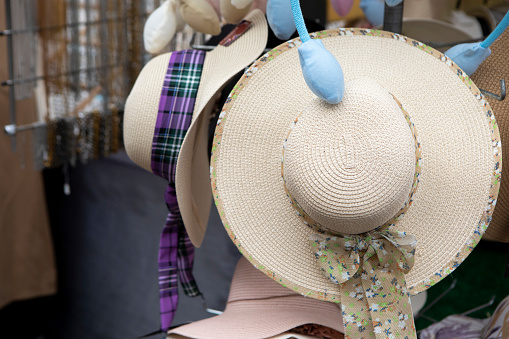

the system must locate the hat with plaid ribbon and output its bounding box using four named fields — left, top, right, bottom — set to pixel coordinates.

left=123, top=9, right=267, bottom=331
left=210, top=23, right=501, bottom=339
left=124, top=9, right=268, bottom=248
